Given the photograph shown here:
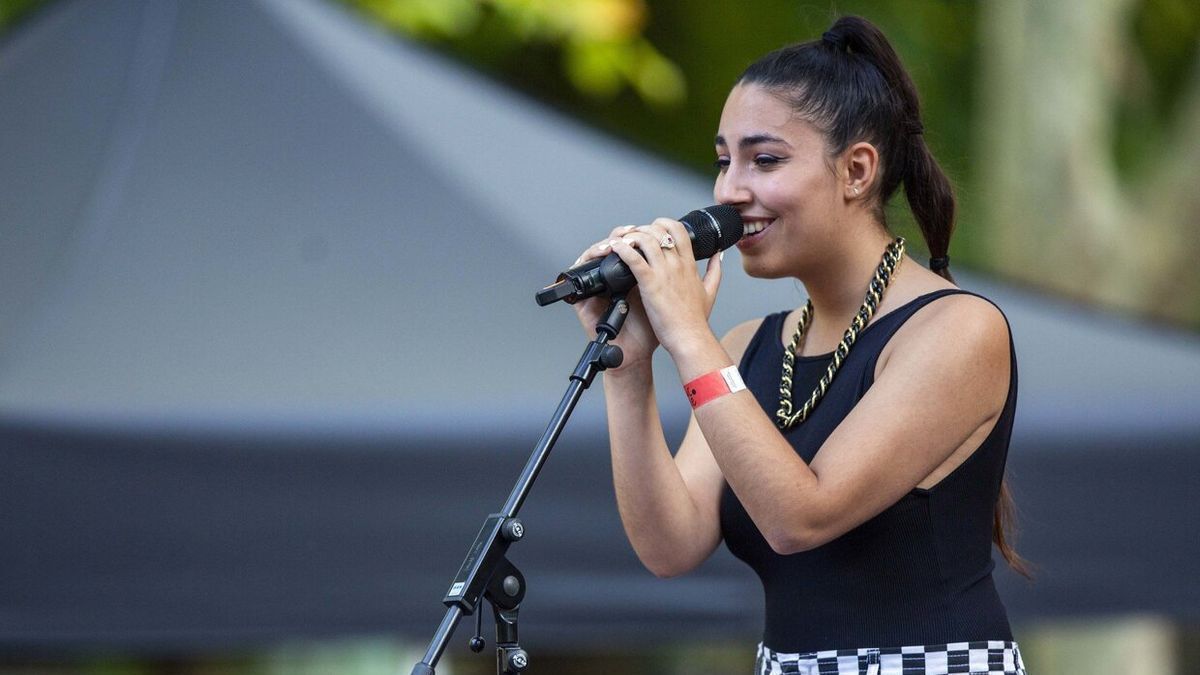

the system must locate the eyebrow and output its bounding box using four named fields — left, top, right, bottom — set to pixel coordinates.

left=714, top=133, right=792, bottom=149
